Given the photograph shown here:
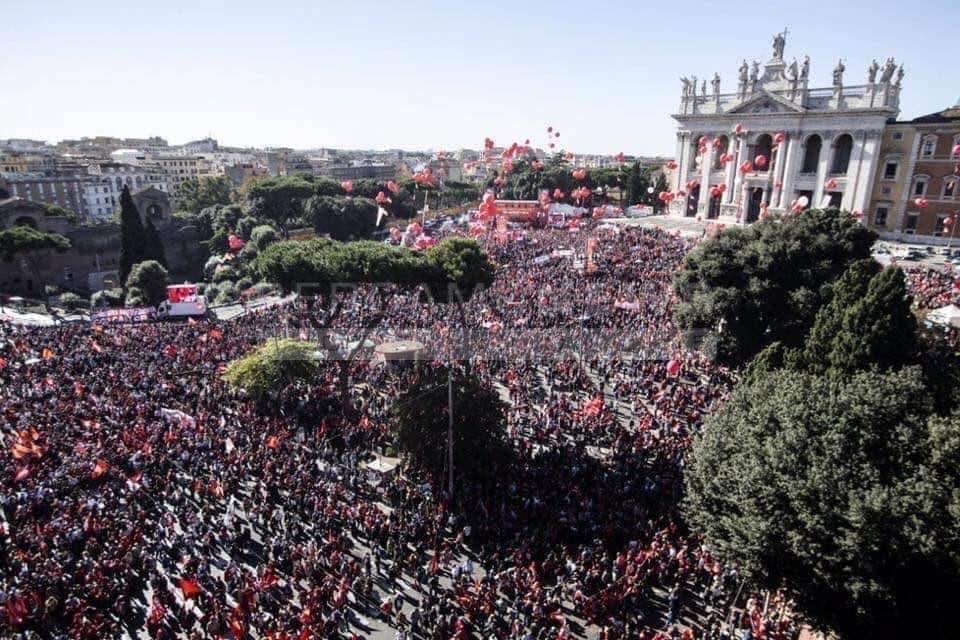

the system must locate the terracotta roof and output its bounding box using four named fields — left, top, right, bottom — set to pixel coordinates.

left=912, top=107, right=960, bottom=124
